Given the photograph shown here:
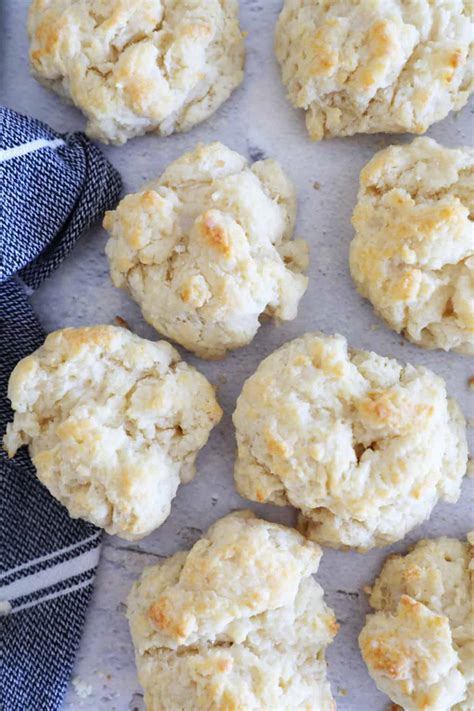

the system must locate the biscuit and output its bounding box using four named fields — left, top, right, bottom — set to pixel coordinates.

left=275, top=0, right=473, bottom=141
left=127, top=510, right=338, bottom=710
left=28, top=0, right=245, bottom=144
left=350, top=138, right=474, bottom=354
left=104, top=142, right=309, bottom=359
left=359, top=532, right=474, bottom=710
left=3, top=326, right=222, bottom=540
left=232, top=332, right=468, bottom=551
